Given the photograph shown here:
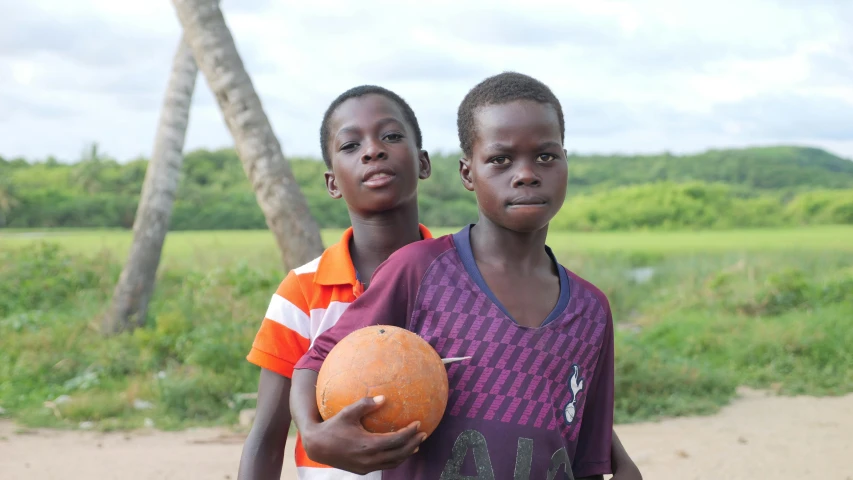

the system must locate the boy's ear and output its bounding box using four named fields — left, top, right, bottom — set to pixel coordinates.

left=459, top=157, right=474, bottom=192
left=418, top=150, right=432, bottom=180
left=325, top=170, right=342, bottom=199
